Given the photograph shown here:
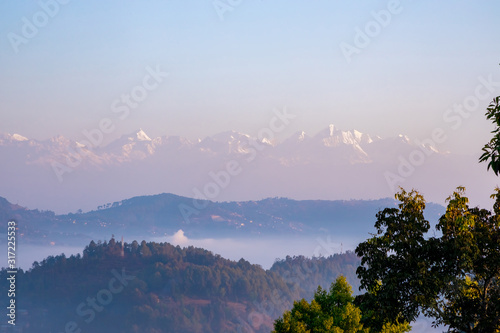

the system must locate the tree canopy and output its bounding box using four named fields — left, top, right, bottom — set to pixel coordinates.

left=480, top=95, right=500, bottom=175
left=272, top=276, right=411, bottom=333
left=355, top=187, right=500, bottom=333
left=353, top=90, right=500, bottom=333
